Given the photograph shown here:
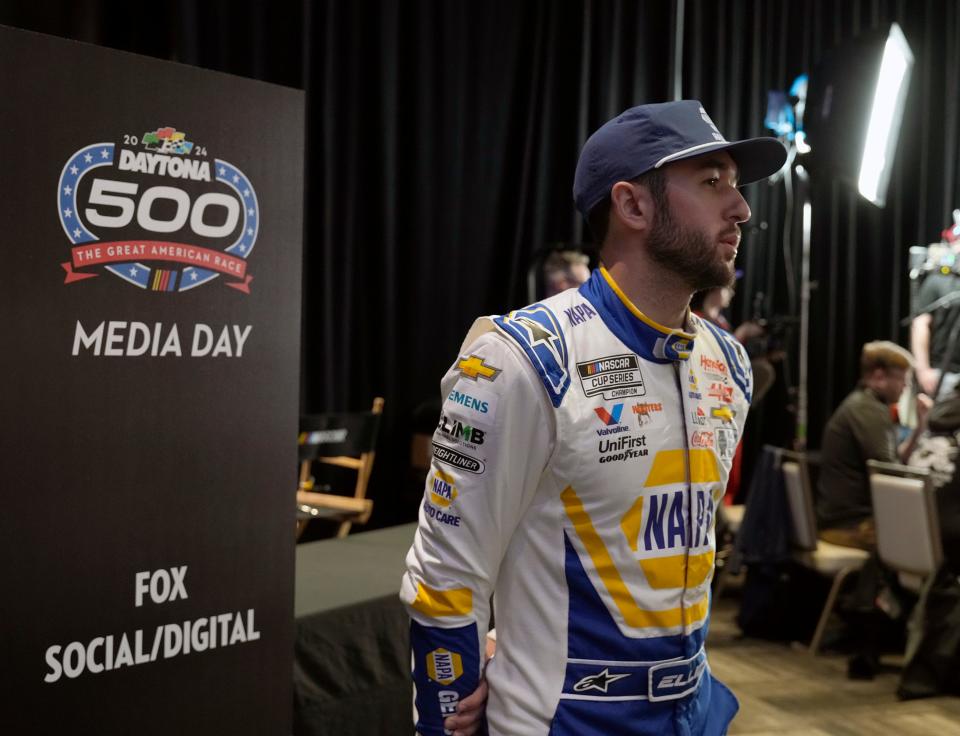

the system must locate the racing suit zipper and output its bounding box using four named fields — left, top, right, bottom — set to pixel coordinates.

left=672, top=361, right=693, bottom=633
